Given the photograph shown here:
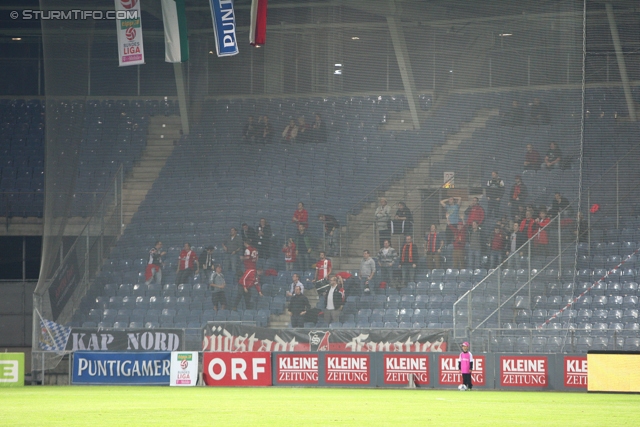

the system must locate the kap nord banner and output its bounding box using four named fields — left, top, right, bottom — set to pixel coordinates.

left=65, top=328, right=184, bottom=352
left=203, top=323, right=448, bottom=352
